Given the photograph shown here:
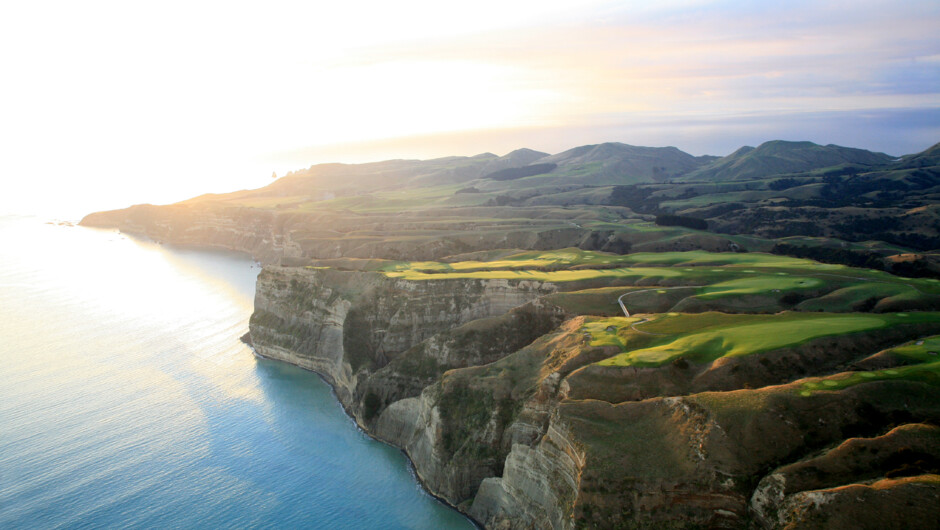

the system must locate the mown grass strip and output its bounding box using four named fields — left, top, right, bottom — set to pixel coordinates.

left=798, top=361, right=940, bottom=396
left=594, top=312, right=940, bottom=368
